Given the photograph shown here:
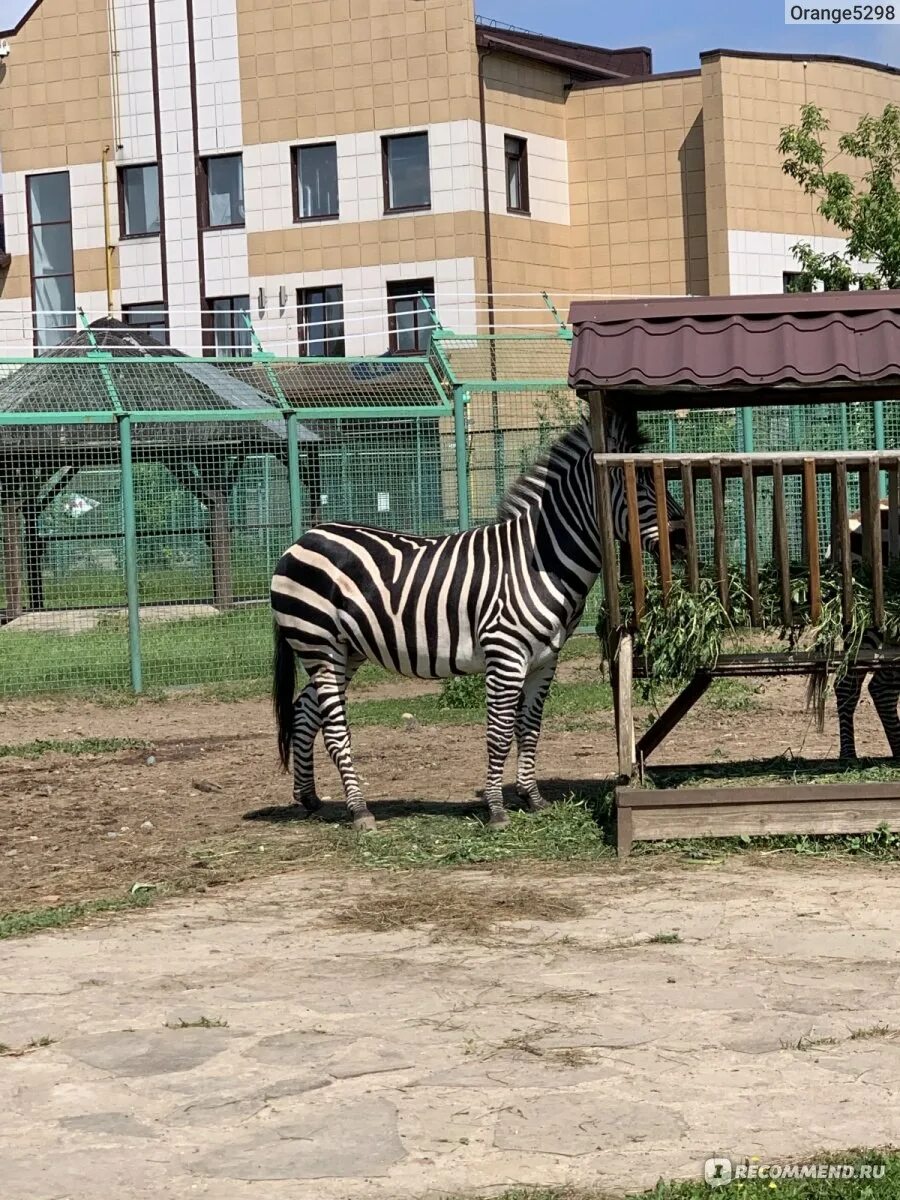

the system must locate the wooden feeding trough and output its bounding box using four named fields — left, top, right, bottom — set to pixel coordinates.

left=568, top=292, right=900, bottom=856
